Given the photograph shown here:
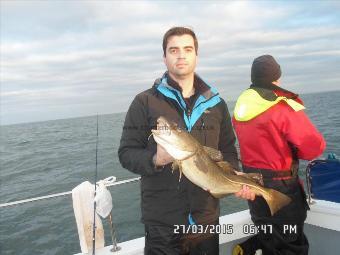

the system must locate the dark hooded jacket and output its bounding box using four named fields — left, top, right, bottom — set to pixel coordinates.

left=118, top=73, right=238, bottom=226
